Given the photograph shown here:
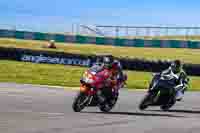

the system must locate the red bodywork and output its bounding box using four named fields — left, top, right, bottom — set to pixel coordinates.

left=80, top=68, right=112, bottom=96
